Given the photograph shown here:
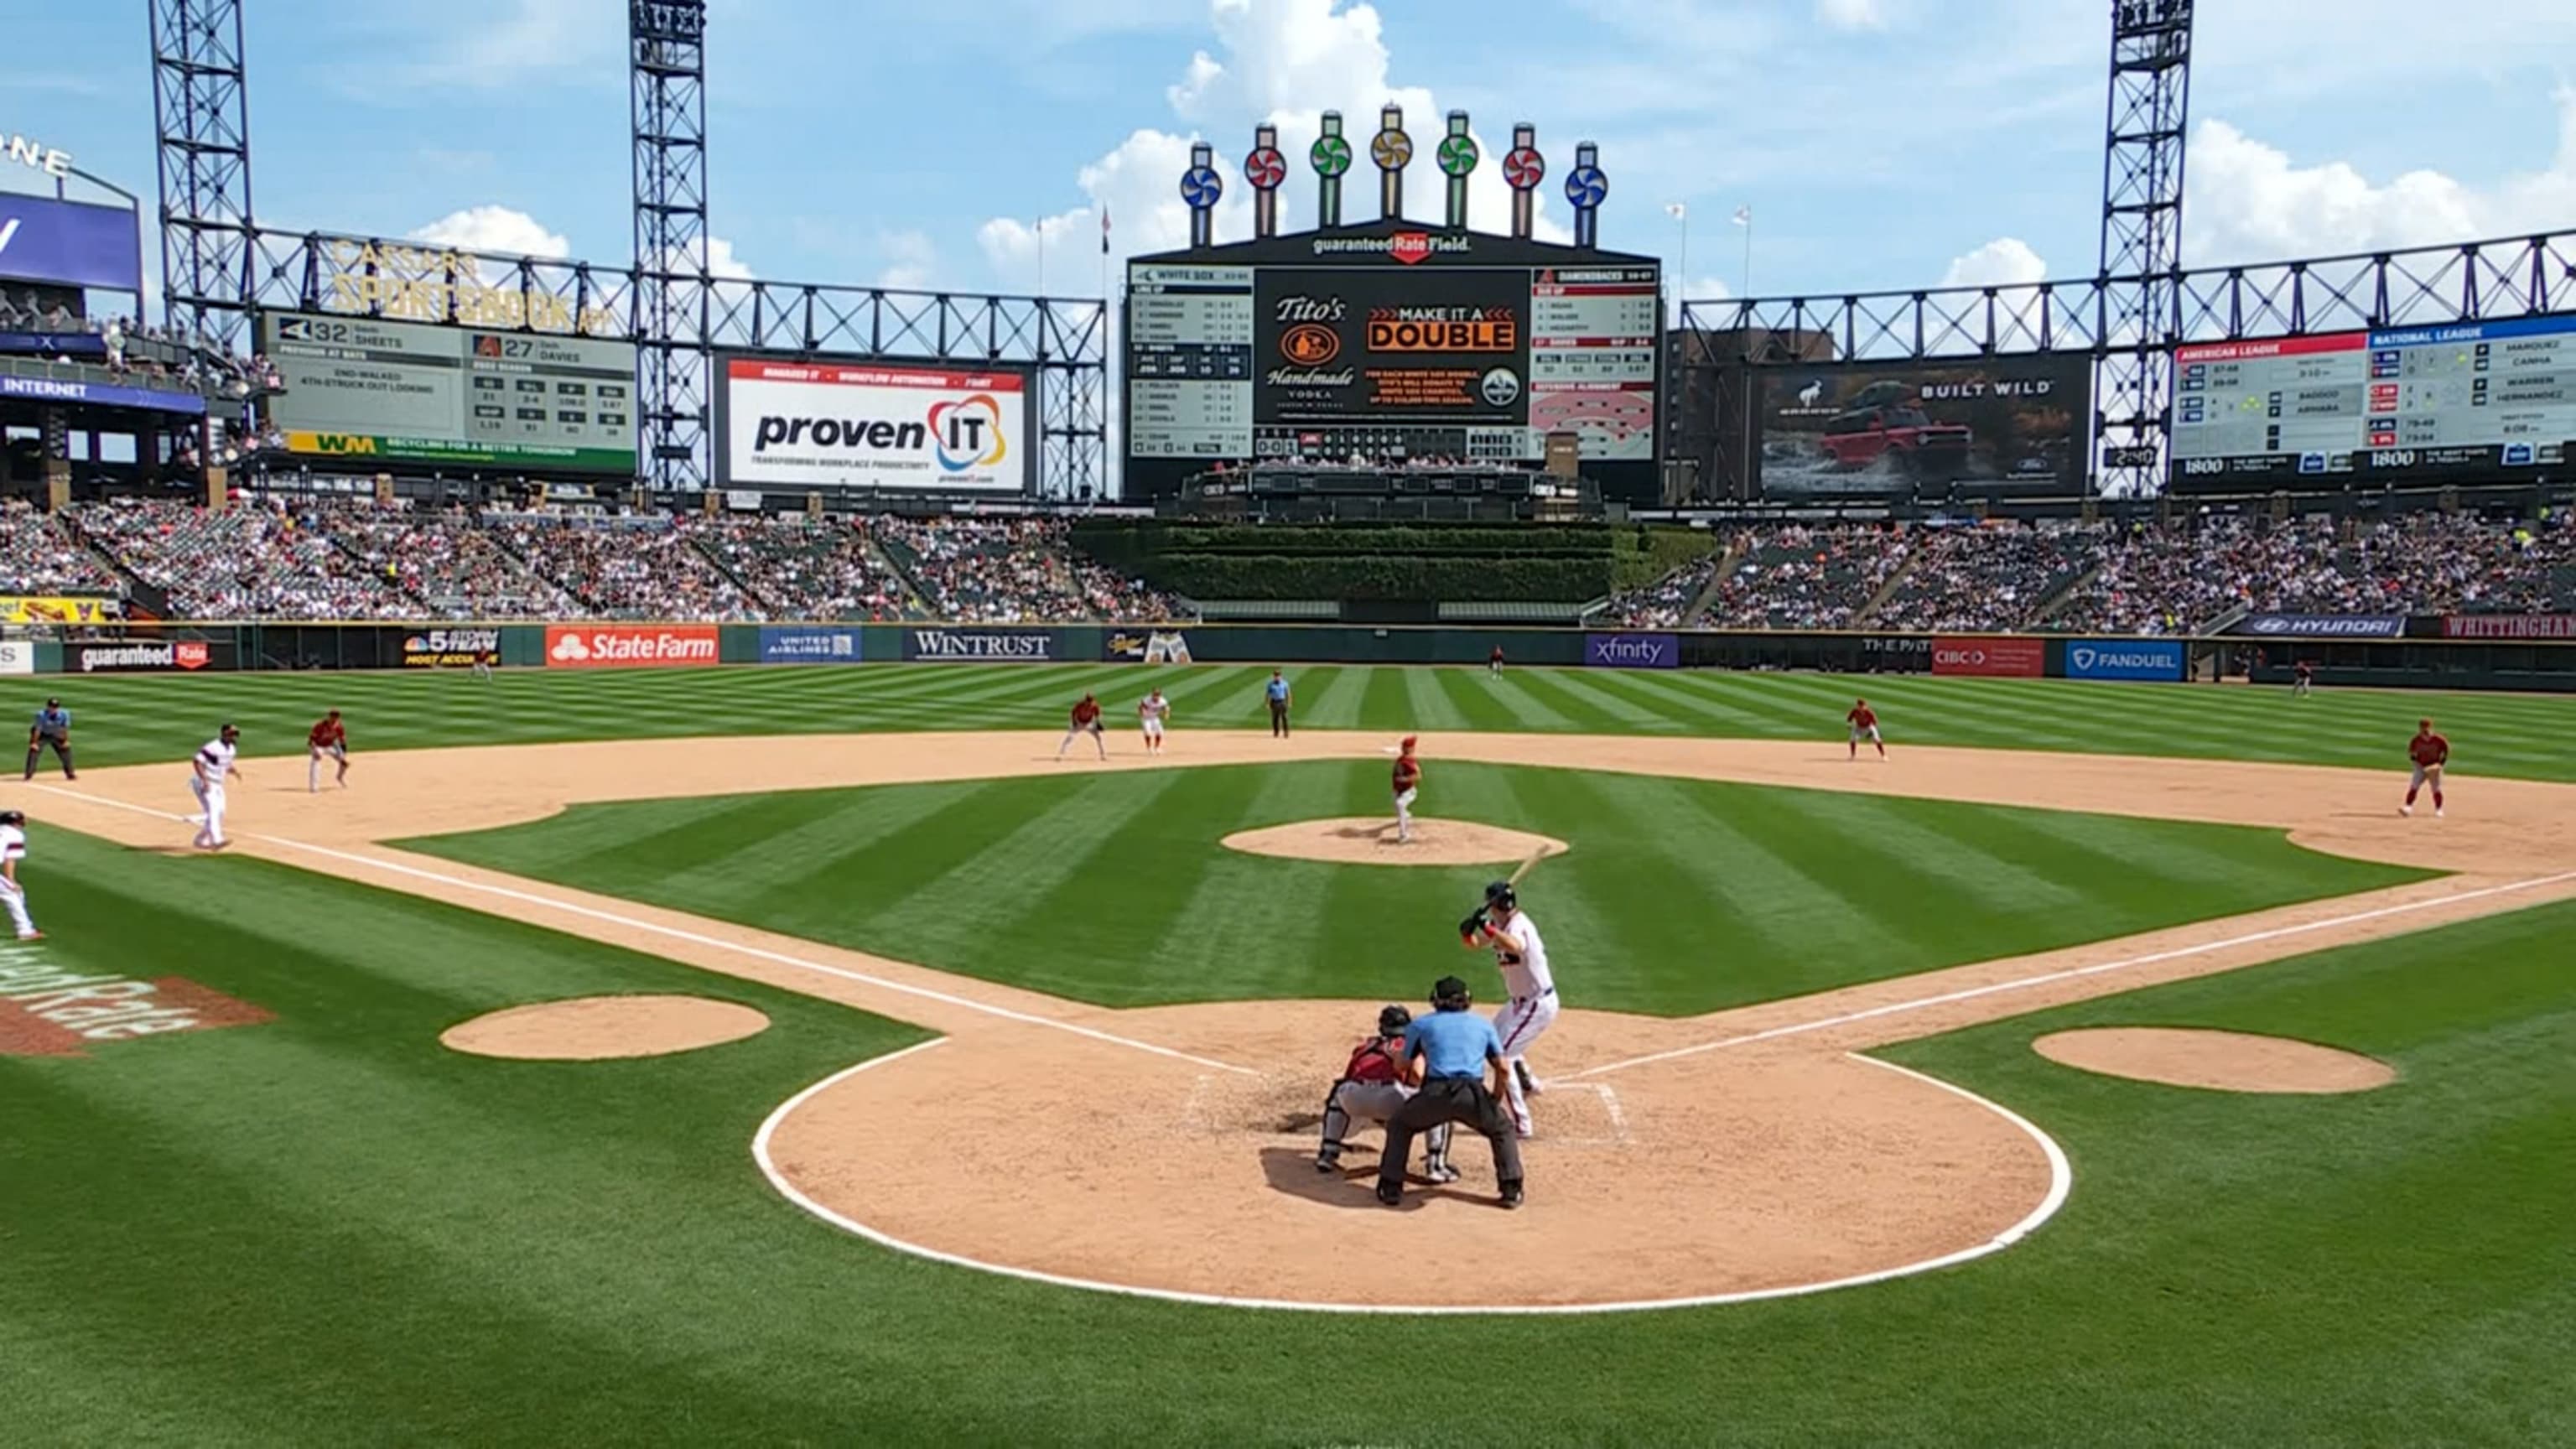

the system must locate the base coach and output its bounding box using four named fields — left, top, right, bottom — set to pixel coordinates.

left=1377, top=974, right=1524, bottom=1209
